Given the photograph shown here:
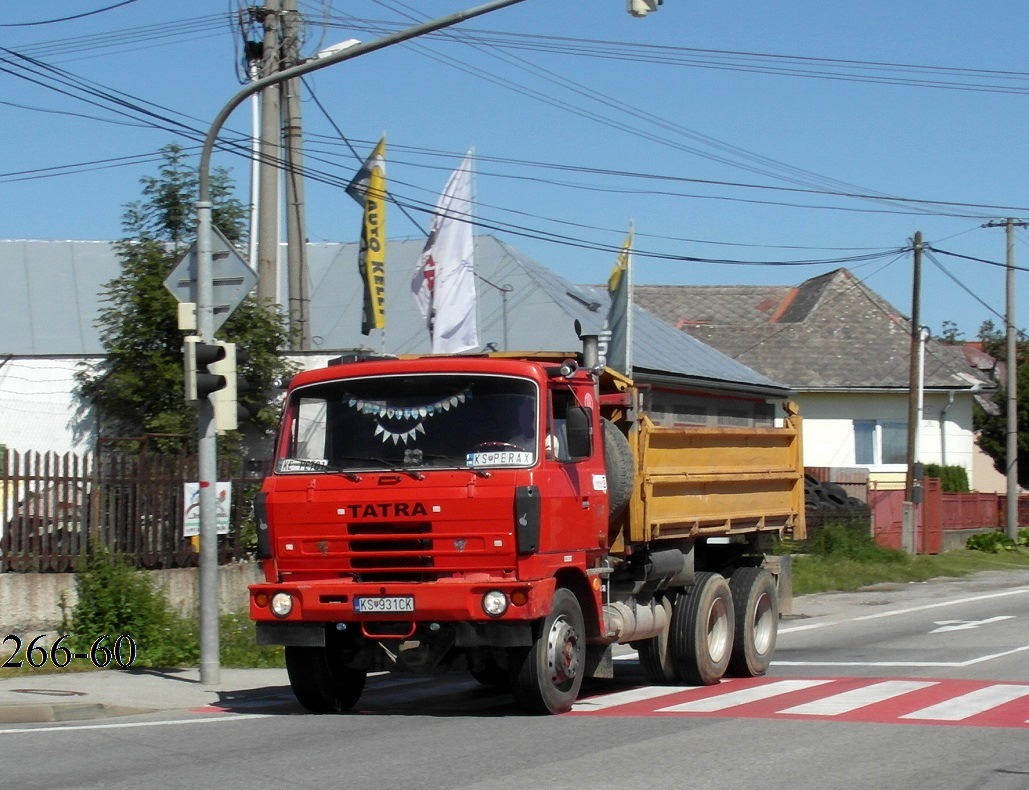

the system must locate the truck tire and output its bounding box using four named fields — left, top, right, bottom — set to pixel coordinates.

left=726, top=567, right=778, bottom=677
left=285, top=645, right=367, bottom=713
left=637, top=594, right=677, bottom=684
left=510, top=588, right=585, bottom=714
left=669, top=572, right=734, bottom=686
left=602, top=419, right=634, bottom=522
